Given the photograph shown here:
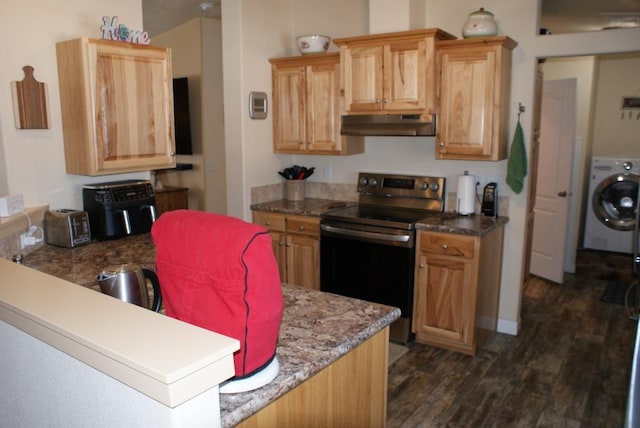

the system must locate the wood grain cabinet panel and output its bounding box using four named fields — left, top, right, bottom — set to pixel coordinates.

left=252, top=211, right=320, bottom=290
left=154, top=186, right=188, bottom=216
left=413, top=227, right=505, bottom=355
left=334, top=29, right=455, bottom=115
left=269, top=53, right=363, bottom=155
left=435, top=36, right=517, bottom=161
left=56, top=37, right=176, bottom=175
left=236, top=328, right=389, bottom=428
